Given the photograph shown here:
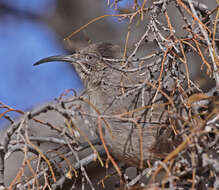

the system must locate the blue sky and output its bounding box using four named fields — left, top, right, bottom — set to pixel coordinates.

left=0, top=0, right=83, bottom=125
left=0, top=0, right=129, bottom=125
